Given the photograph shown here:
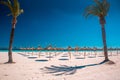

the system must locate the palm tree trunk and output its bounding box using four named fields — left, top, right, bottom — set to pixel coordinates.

left=8, top=17, right=17, bottom=63
left=101, top=24, right=109, bottom=61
